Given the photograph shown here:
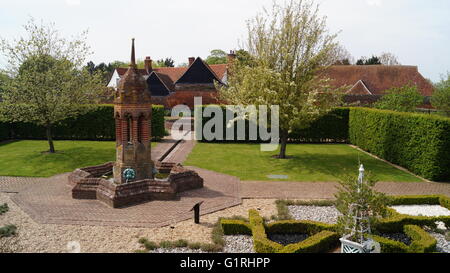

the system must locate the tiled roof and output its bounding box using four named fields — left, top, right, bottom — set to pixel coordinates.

left=320, top=65, right=434, bottom=96
left=115, top=61, right=227, bottom=92
left=347, top=80, right=372, bottom=95
left=175, top=57, right=222, bottom=84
